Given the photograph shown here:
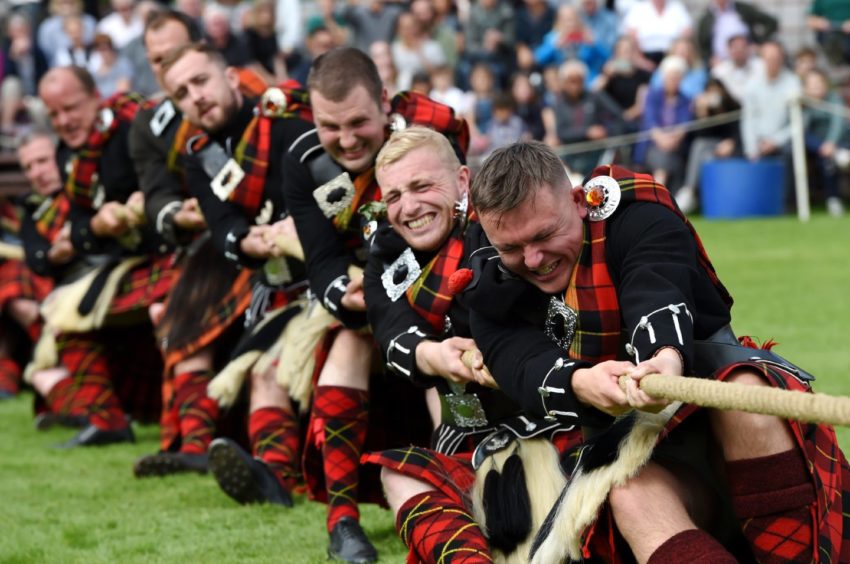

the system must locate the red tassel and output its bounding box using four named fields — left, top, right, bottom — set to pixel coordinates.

left=448, top=268, right=474, bottom=295
left=738, top=336, right=780, bottom=351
